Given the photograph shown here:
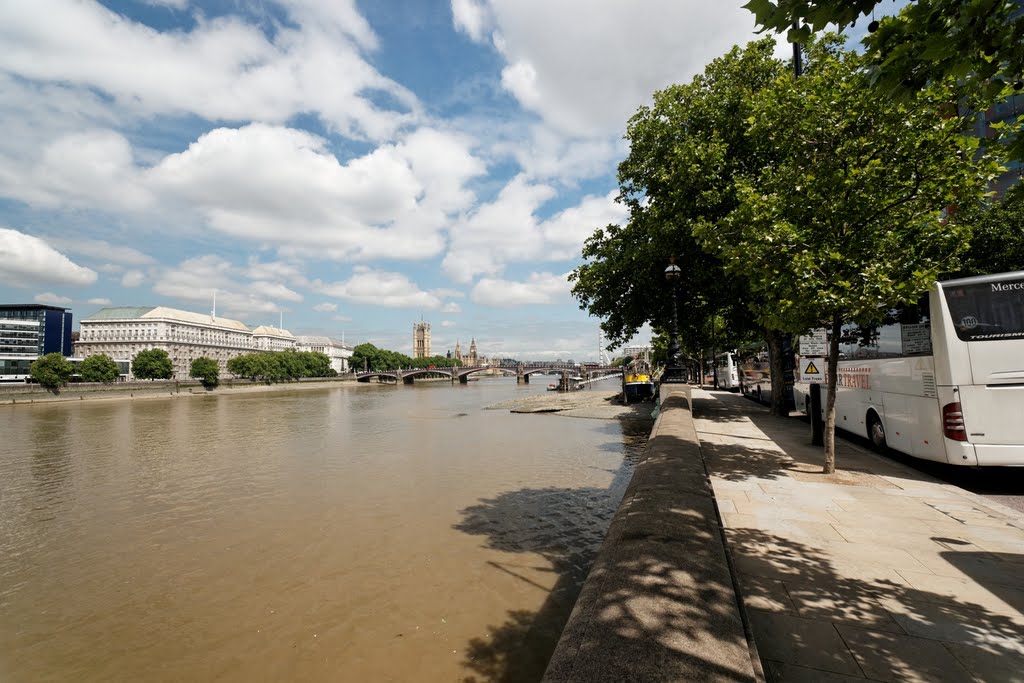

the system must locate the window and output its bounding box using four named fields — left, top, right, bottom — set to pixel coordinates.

left=944, top=278, right=1024, bottom=341
left=836, top=298, right=932, bottom=359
